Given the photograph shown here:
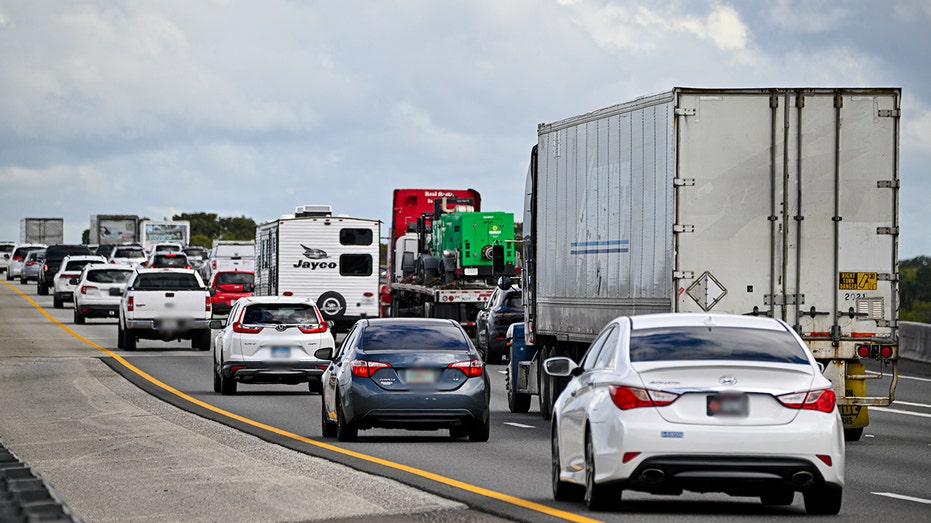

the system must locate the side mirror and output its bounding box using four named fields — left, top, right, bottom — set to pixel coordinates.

left=209, top=288, right=216, bottom=296
left=314, top=347, right=334, bottom=360
left=209, top=319, right=226, bottom=329
left=543, top=356, right=579, bottom=377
